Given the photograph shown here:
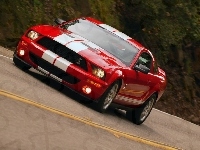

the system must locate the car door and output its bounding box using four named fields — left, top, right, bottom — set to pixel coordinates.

left=115, top=52, right=154, bottom=106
